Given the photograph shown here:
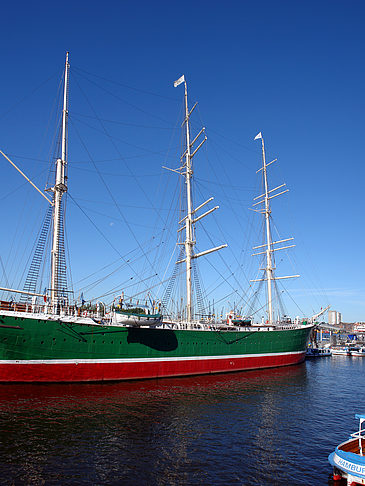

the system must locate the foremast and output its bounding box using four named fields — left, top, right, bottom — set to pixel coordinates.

left=50, top=52, right=69, bottom=311
left=251, top=132, right=299, bottom=325
left=0, top=53, right=70, bottom=312
left=167, top=75, right=227, bottom=323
